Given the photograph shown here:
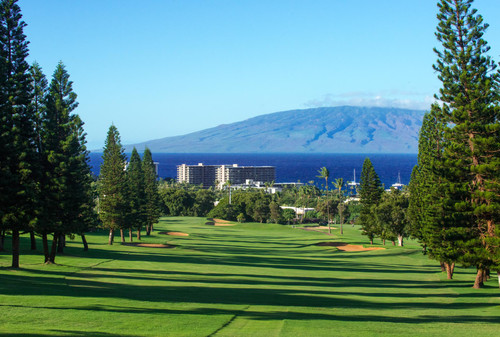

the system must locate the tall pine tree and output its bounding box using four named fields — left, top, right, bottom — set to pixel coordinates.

left=0, top=0, right=38, bottom=268
left=433, top=0, right=500, bottom=288
left=142, top=147, right=160, bottom=235
left=357, top=158, right=383, bottom=244
left=98, top=125, right=128, bottom=245
left=408, top=107, right=461, bottom=279
left=37, top=62, right=94, bottom=263
left=126, top=148, right=147, bottom=241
